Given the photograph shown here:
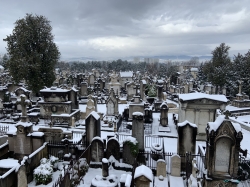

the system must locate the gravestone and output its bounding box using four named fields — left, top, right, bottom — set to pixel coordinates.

left=106, top=88, right=119, bottom=116
left=85, top=111, right=101, bottom=146
left=126, top=81, right=136, bottom=101
left=156, top=159, right=166, bottom=177
left=85, top=96, right=96, bottom=117
left=90, top=137, right=104, bottom=162
left=160, top=102, right=169, bottom=127
left=177, top=120, right=197, bottom=170
left=80, top=82, right=88, bottom=96
left=123, top=137, right=137, bottom=165
left=171, top=154, right=181, bottom=177
left=106, top=137, right=120, bottom=161
left=205, top=115, right=243, bottom=187
left=134, top=165, right=152, bottom=187
left=132, top=112, right=144, bottom=151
